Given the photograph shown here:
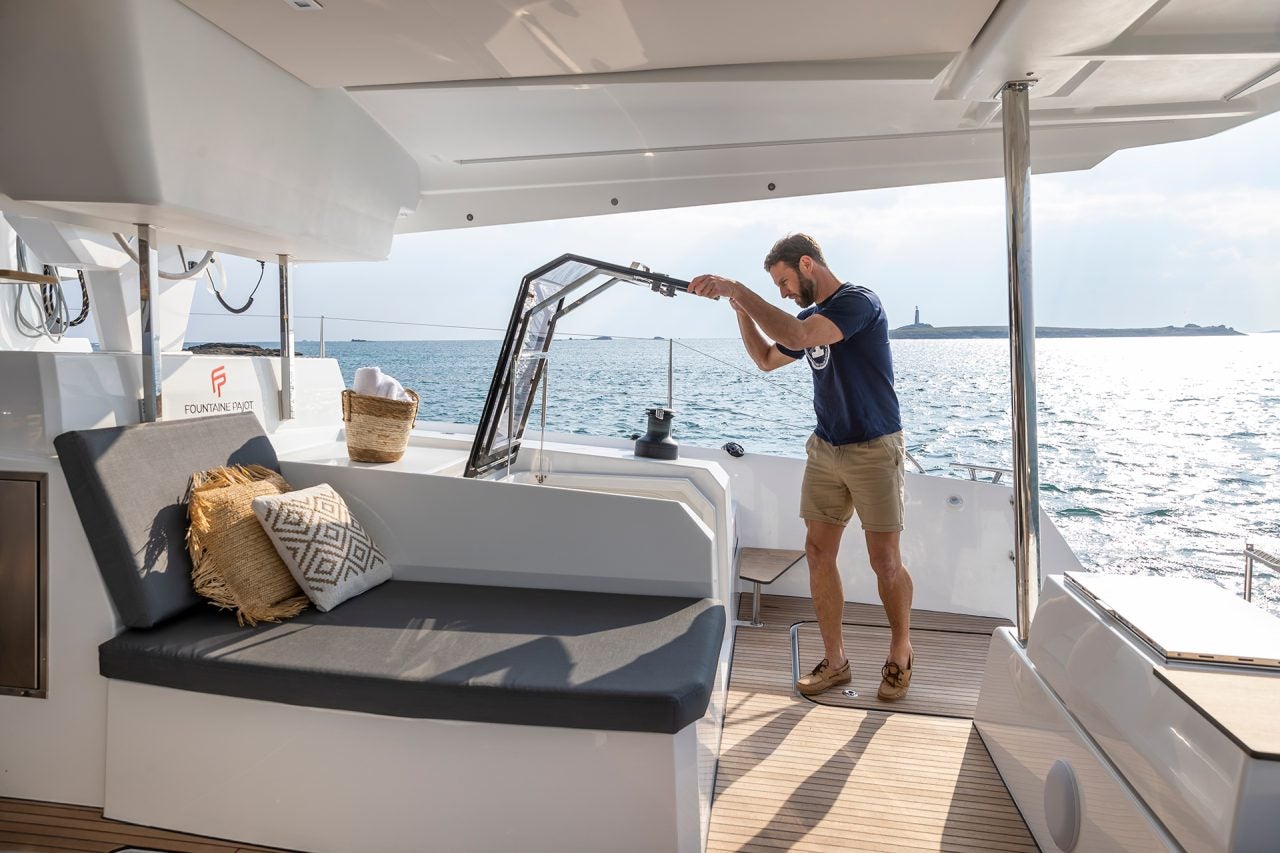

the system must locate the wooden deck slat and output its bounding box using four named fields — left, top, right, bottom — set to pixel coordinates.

left=0, top=811, right=242, bottom=849
left=0, top=806, right=243, bottom=849
left=717, top=762, right=1018, bottom=798
left=709, top=816, right=1038, bottom=850
left=709, top=823, right=1033, bottom=853
left=708, top=592, right=1035, bottom=852
left=0, top=818, right=234, bottom=853
left=708, top=826, right=1031, bottom=847
left=0, top=826, right=103, bottom=852
left=0, top=798, right=291, bottom=853
left=711, top=816, right=1039, bottom=850
left=735, top=593, right=1012, bottom=635
left=715, top=762, right=1018, bottom=806
left=710, top=793, right=1030, bottom=827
